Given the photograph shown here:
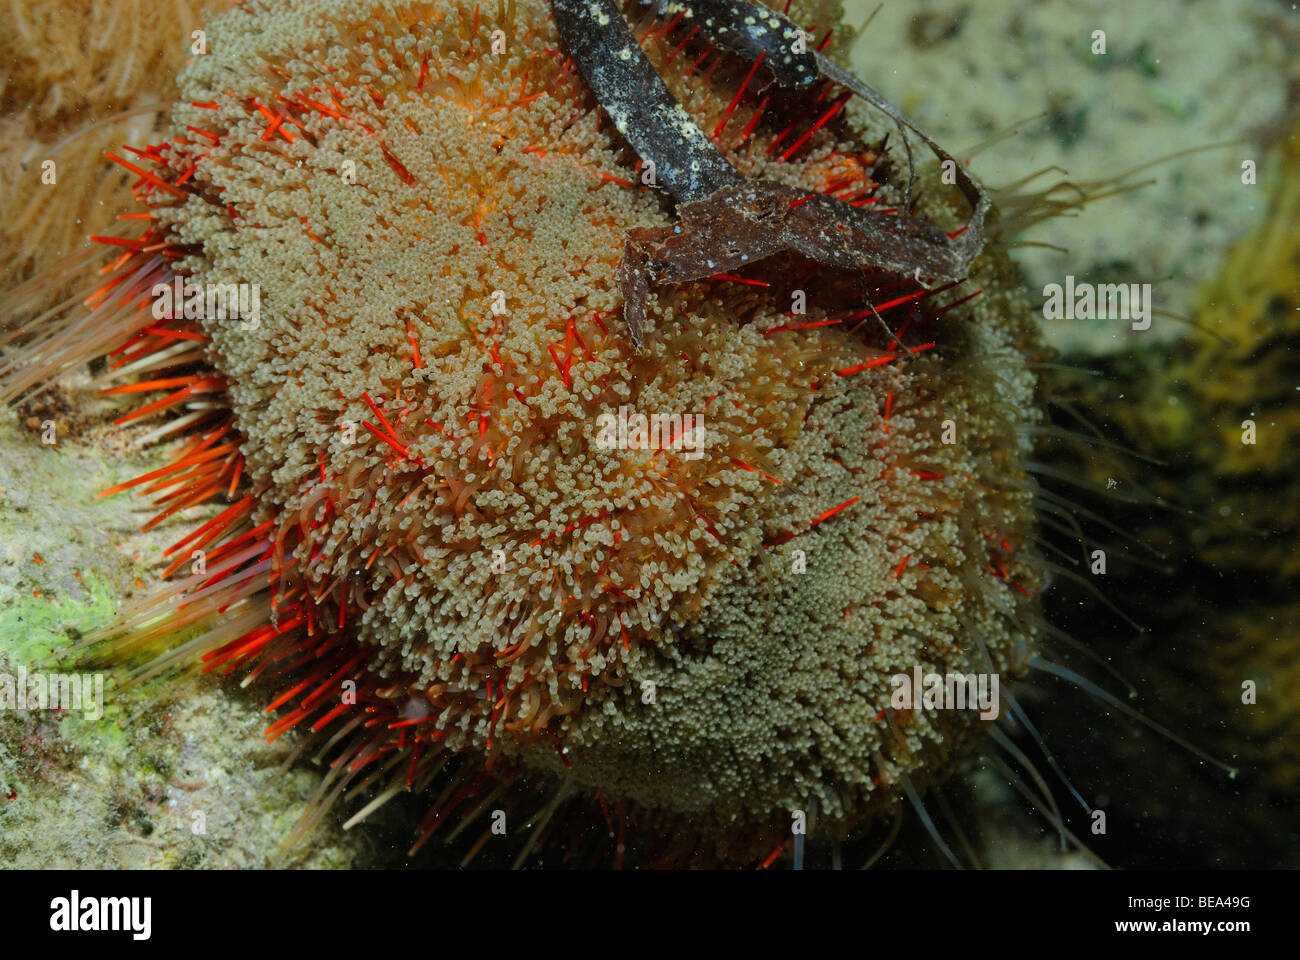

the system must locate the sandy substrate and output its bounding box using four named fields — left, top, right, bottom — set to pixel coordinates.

left=0, top=398, right=381, bottom=867
left=846, top=0, right=1295, bottom=355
